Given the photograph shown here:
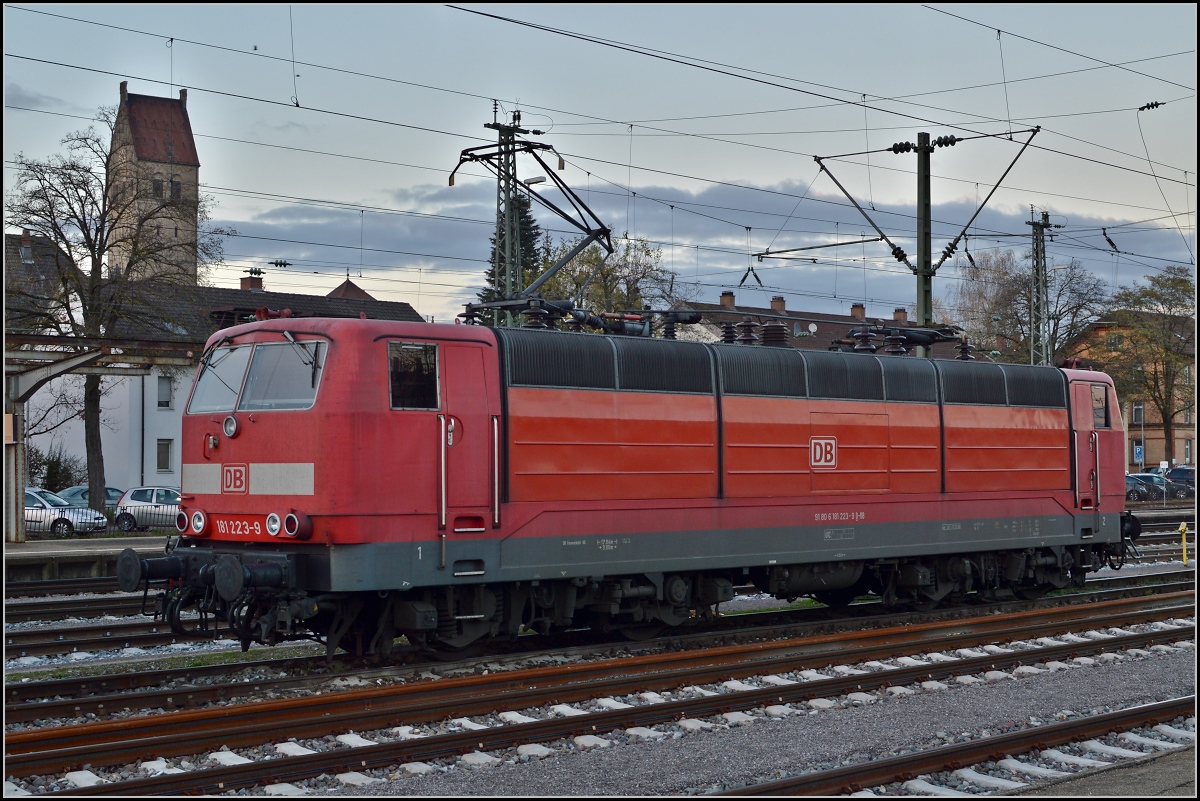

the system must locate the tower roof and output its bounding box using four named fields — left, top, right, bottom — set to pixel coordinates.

left=123, top=92, right=200, bottom=167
